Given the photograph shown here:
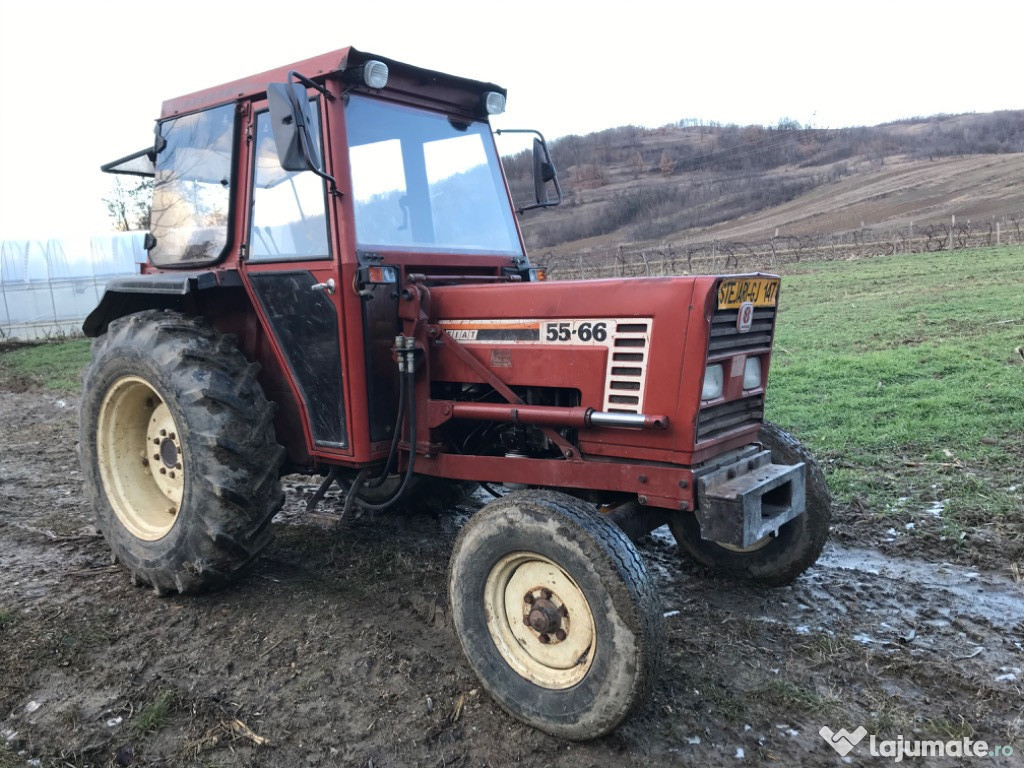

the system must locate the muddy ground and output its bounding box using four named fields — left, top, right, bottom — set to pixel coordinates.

left=1, top=387, right=1022, bottom=767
